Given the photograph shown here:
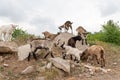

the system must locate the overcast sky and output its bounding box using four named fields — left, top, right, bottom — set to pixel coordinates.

left=0, top=0, right=120, bottom=36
